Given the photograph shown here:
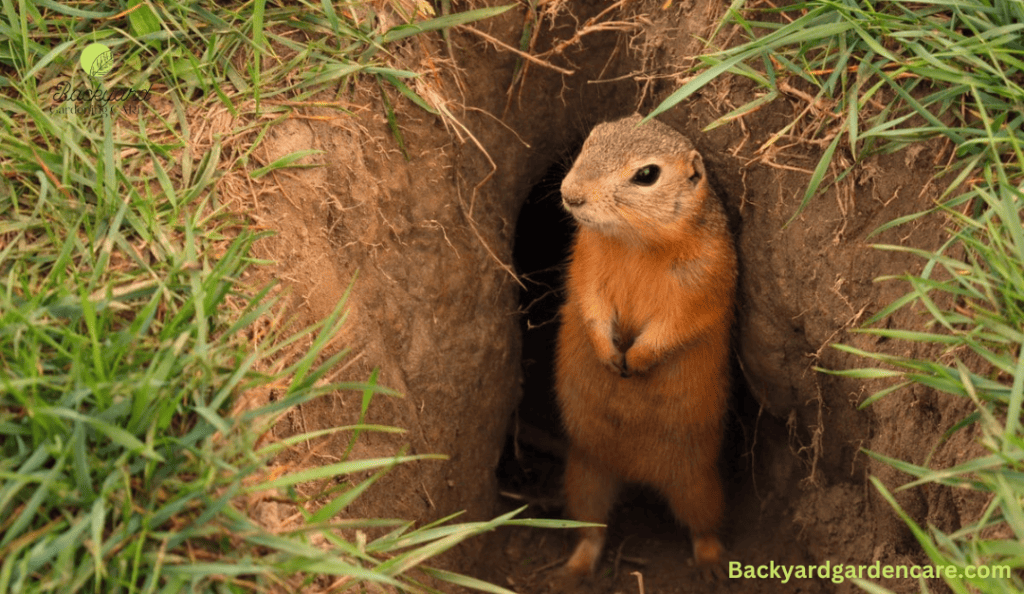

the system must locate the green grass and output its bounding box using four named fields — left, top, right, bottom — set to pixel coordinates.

left=0, top=1, right=570, bottom=593
left=650, top=0, right=1024, bottom=223
left=655, top=0, right=1024, bottom=589
left=651, top=0, right=1024, bottom=591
